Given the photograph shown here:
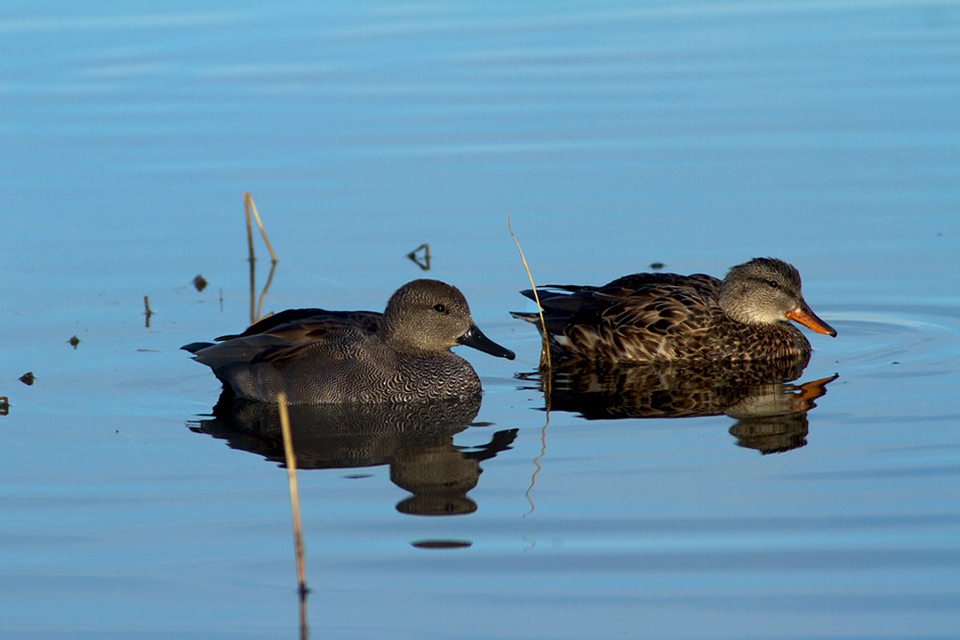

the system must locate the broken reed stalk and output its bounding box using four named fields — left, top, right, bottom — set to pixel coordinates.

left=506, top=213, right=552, bottom=378
left=257, top=260, right=278, bottom=324
left=245, top=194, right=257, bottom=323
left=244, top=195, right=256, bottom=264
left=243, top=192, right=279, bottom=323
left=143, top=296, right=153, bottom=328
left=244, top=192, right=277, bottom=263
left=277, top=392, right=308, bottom=597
